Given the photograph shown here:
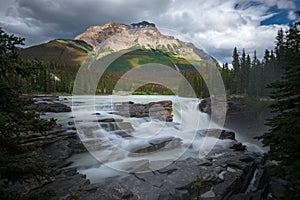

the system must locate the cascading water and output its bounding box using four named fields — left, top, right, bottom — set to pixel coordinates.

left=67, top=95, right=232, bottom=183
